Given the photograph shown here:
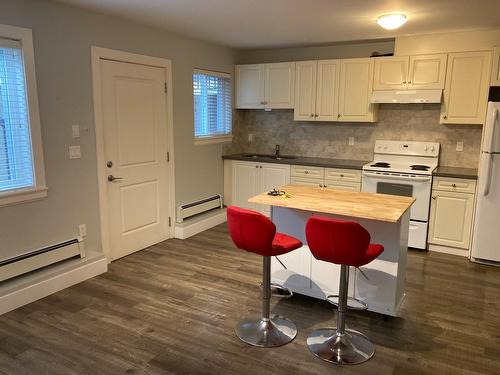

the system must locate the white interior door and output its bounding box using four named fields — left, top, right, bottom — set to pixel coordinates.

left=101, top=59, right=170, bottom=260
